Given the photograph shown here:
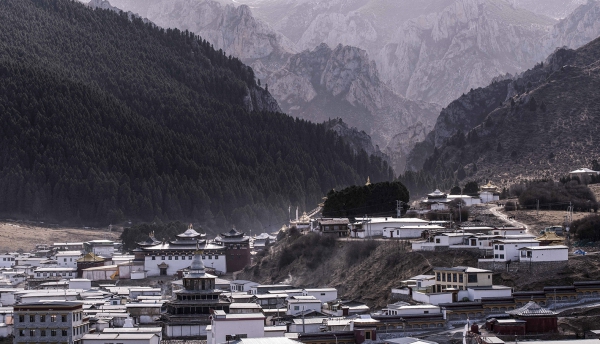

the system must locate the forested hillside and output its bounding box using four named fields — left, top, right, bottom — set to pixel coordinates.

left=0, top=0, right=393, bottom=230
left=403, top=37, right=600, bottom=192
